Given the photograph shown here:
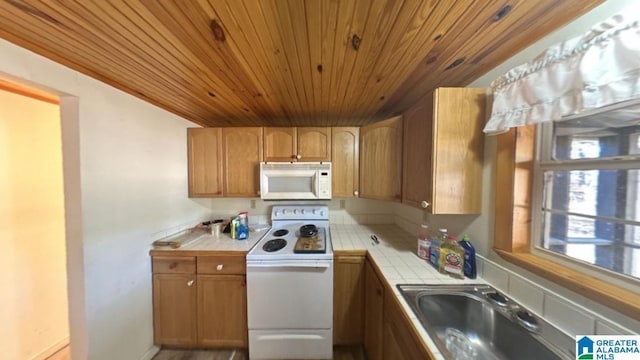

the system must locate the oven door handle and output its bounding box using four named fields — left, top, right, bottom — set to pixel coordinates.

left=246, top=262, right=331, bottom=269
